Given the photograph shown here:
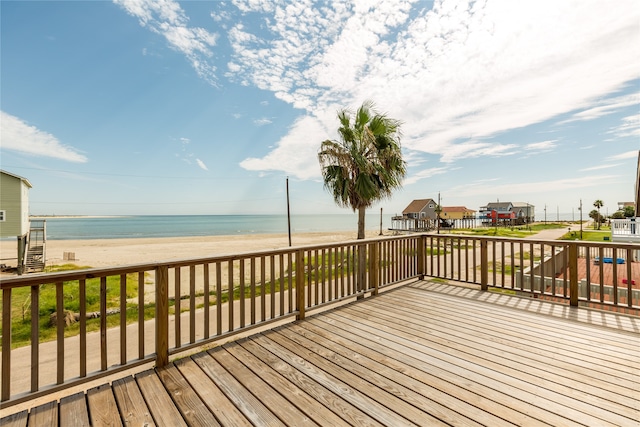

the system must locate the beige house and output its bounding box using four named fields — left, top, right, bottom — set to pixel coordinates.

left=440, top=206, right=476, bottom=220
left=0, top=170, right=32, bottom=237
left=0, top=170, right=33, bottom=274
